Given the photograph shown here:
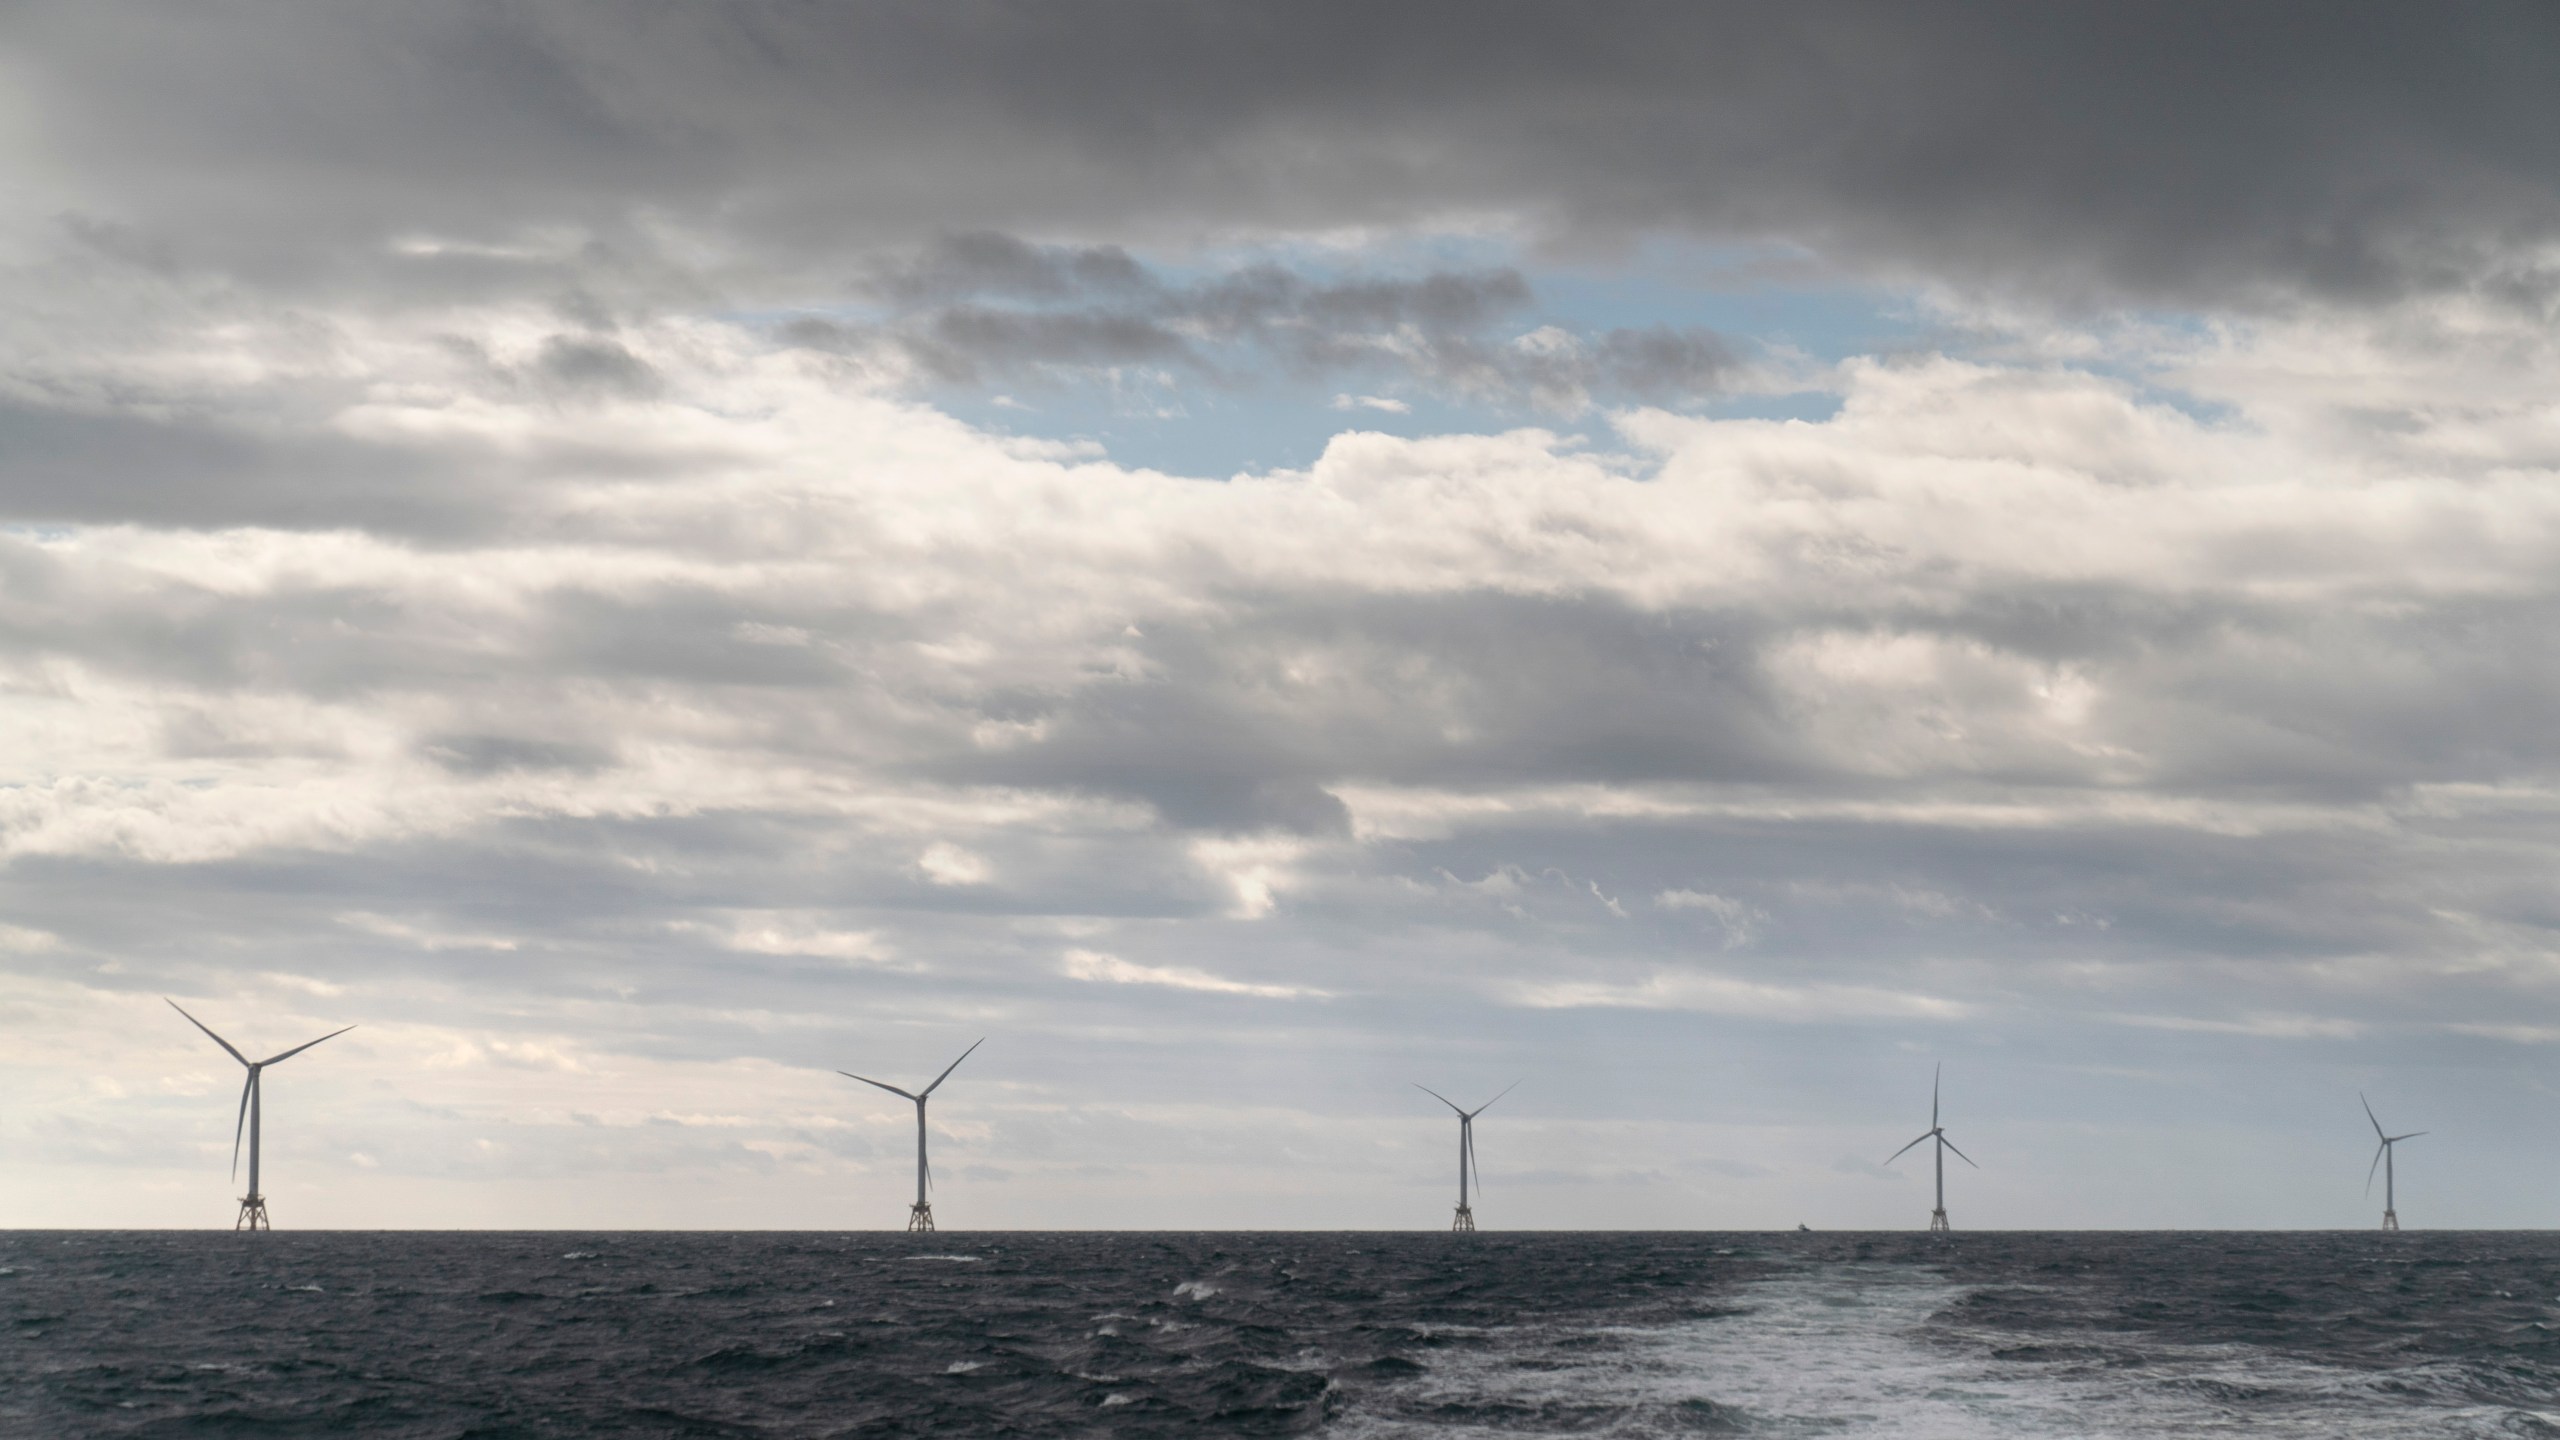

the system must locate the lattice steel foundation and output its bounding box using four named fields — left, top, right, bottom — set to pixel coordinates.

left=908, top=1202, right=935, bottom=1233
left=1451, top=1205, right=1475, bottom=1233
left=236, top=1195, right=270, bottom=1231
left=1928, top=1207, right=1949, bottom=1234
